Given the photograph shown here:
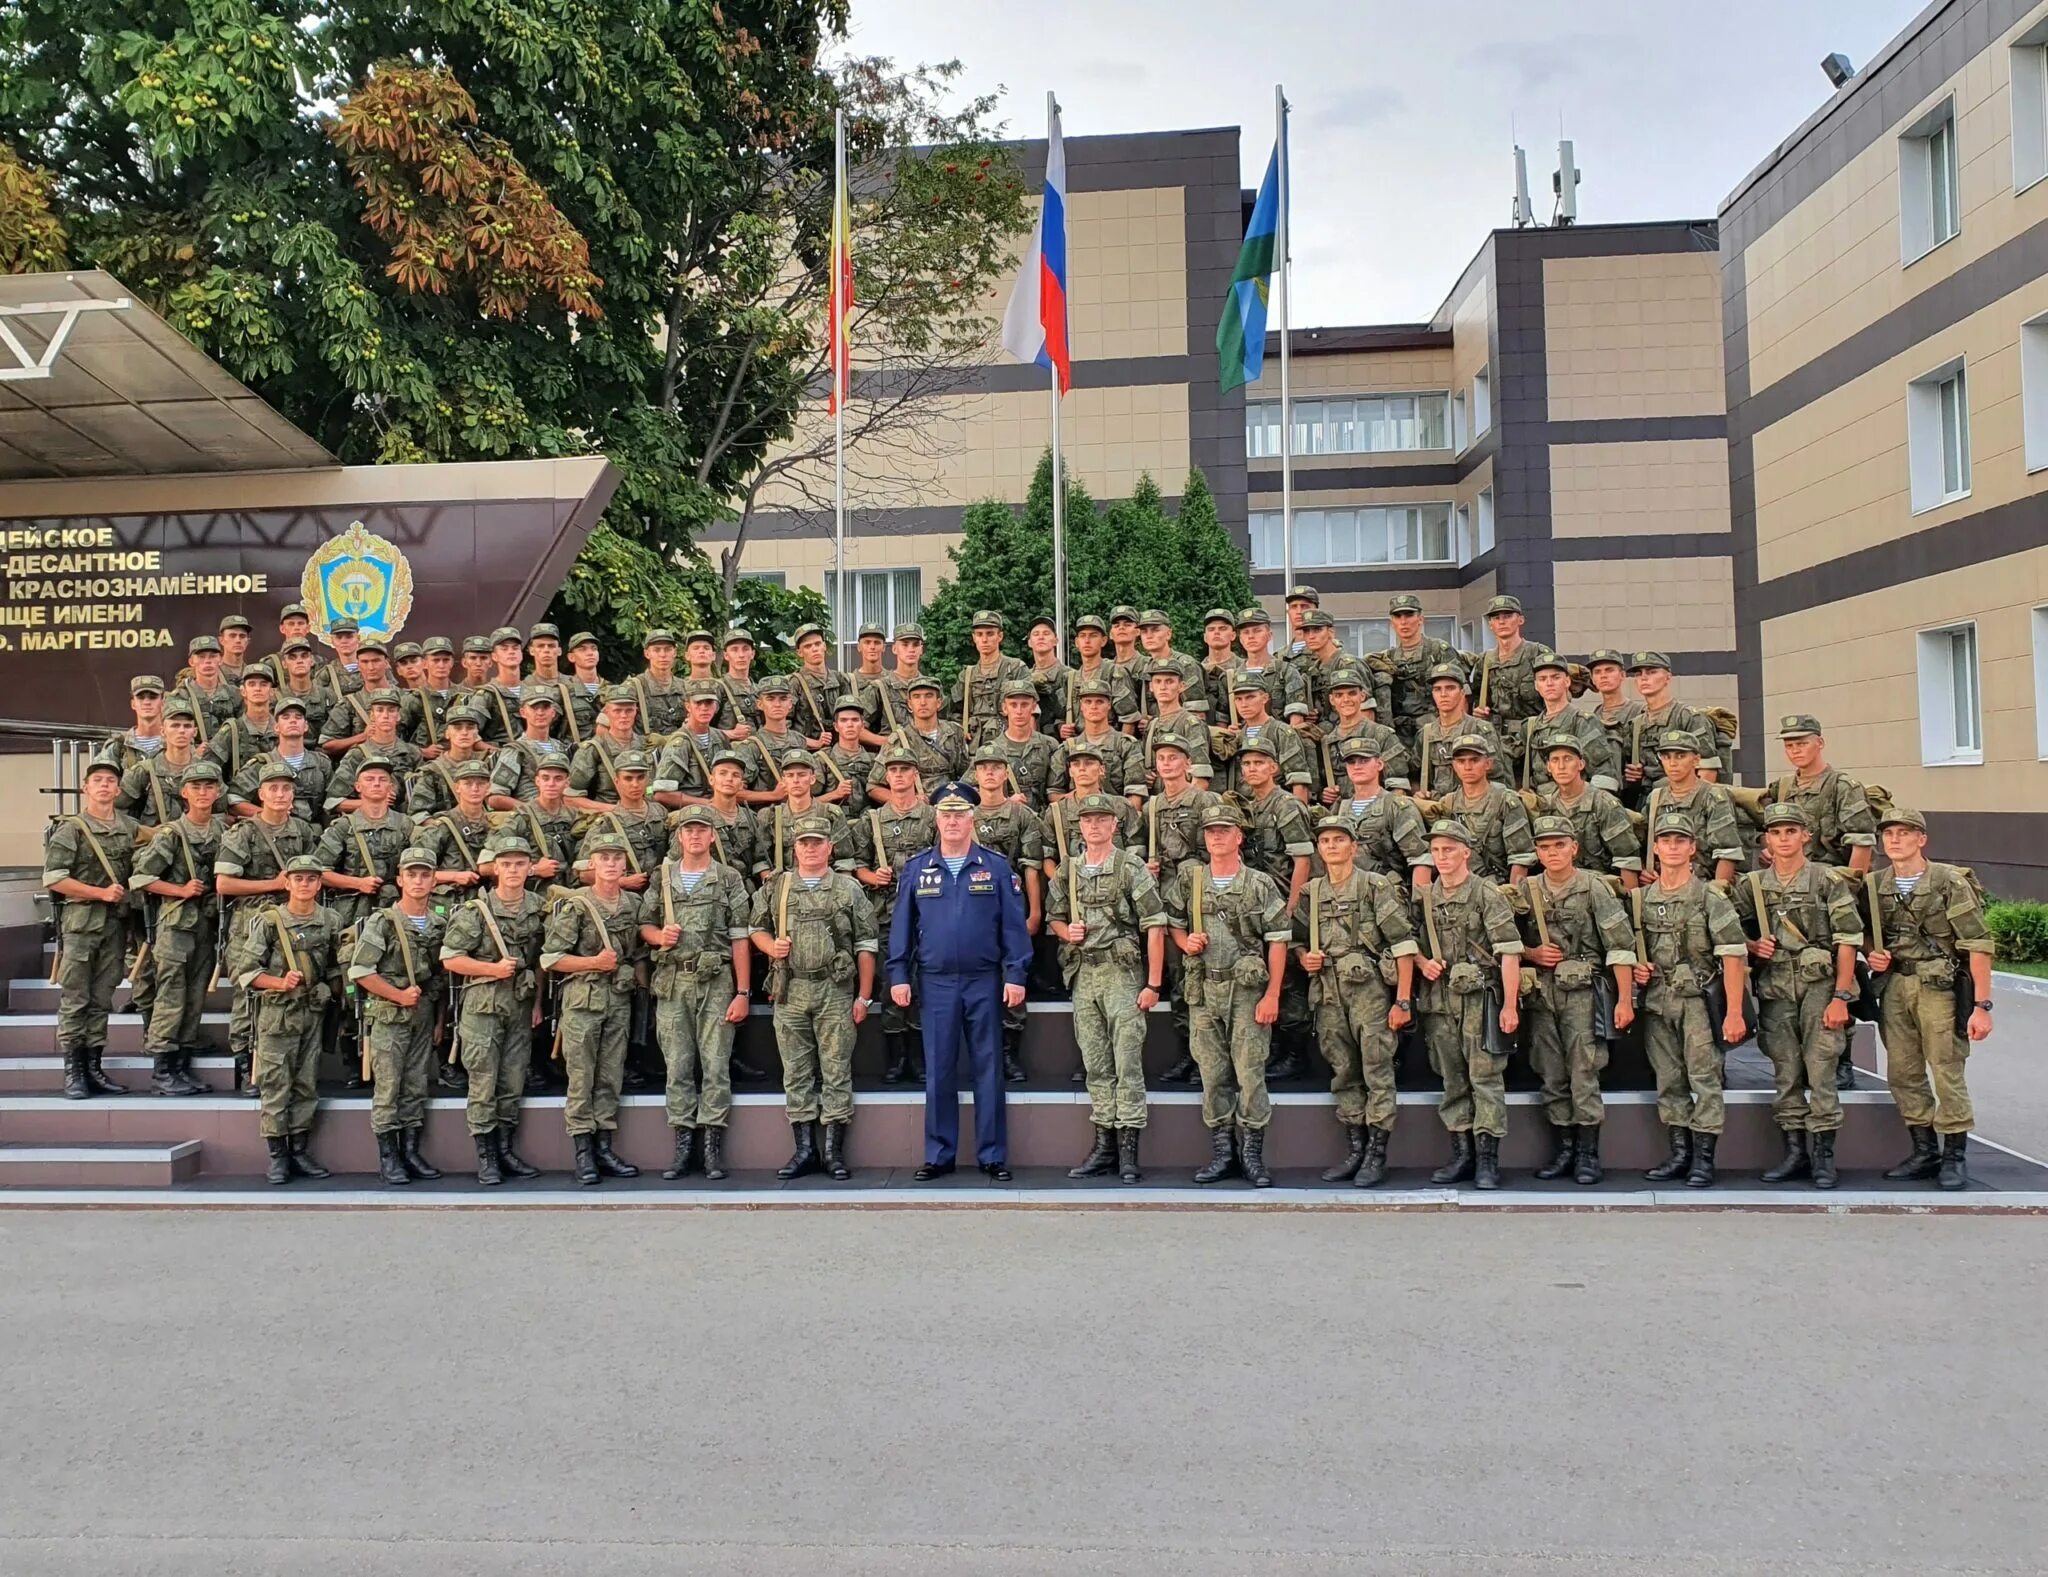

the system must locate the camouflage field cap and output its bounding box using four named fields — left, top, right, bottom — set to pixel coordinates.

left=720, top=628, right=755, bottom=648
left=355, top=636, right=389, bottom=656
left=640, top=628, right=678, bottom=648
left=1028, top=614, right=1058, bottom=634
left=398, top=846, right=437, bottom=870
left=527, top=623, right=561, bottom=643
left=1001, top=679, right=1039, bottom=704
left=1762, top=802, right=1811, bottom=831
left=258, top=761, right=299, bottom=784
left=1388, top=594, right=1423, bottom=615
left=485, top=835, right=534, bottom=860
left=220, top=614, right=253, bottom=633
left=792, top=811, right=836, bottom=840
left=1530, top=814, right=1577, bottom=841
left=566, top=631, right=601, bottom=651
left=971, top=610, right=1005, bottom=630
left=1062, top=739, right=1105, bottom=762
left=1148, top=735, right=1190, bottom=756
left=391, top=642, right=422, bottom=662
left=1285, top=584, right=1320, bottom=605
left=161, top=697, right=197, bottom=720
left=685, top=679, right=723, bottom=702
left=1449, top=733, right=1492, bottom=757
left=1074, top=792, right=1122, bottom=818
left=1326, top=665, right=1367, bottom=691
left=683, top=629, right=716, bottom=647
left=282, top=854, right=326, bottom=876
left=1074, top=676, right=1113, bottom=699
left=1628, top=651, right=1671, bottom=672
left=672, top=805, right=717, bottom=829
left=519, top=686, right=559, bottom=708
left=1586, top=648, right=1628, bottom=669
left=332, top=620, right=362, bottom=637
left=1315, top=815, right=1359, bottom=840
left=1199, top=805, right=1245, bottom=831
left=82, top=757, right=121, bottom=780
left=449, top=760, right=492, bottom=782
left=1107, top=606, right=1140, bottom=625
left=791, top=623, right=827, bottom=645
left=779, top=749, right=818, bottom=773
left=710, top=750, right=749, bottom=771
left=363, top=688, right=403, bottom=708
left=1299, top=609, right=1335, bottom=630
left=1485, top=595, right=1523, bottom=617
left=1137, top=609, right=1170, bottom=628
left=833, top=694, right=867, bottom=714
left=187, top=635, right=221, bottom=655
left=753, top=675, right=791, bottom=697
left=1651, top=814, right=1698, bottom=841
left=1777, top=713, right=1823, bottom=738
left=443, top=704, right=487, bottom=727
left=179, top=761, right=224, bottom=786
left=1531, top=649, right=1569, bottom=673
left=907, top=675, right=943, bottom=694
left=420, top=637, right=455, bottom=656
left=351, top=752, right=396, bottom=776
left=280, top=637, right=315, bottom=656
left=130, top=674, right=165, bottom=695
left=857, top=622, right=887, bottom=640
left=1337, top=737, right=1383, bottom=761
left=1878, top=805, right=1927, bottom=832
left=1074, top=614, right=1108, bottom=635
left=1203, top=607, right=1237, bottom=627
left=893, top=623, right=926, bottom=642
left=602, top=685, right=640, bottom=706
left=879, top=745, right=921, bottom=769
left=1427, top=819, right=1474, bottom=847
left=581, top=832, right=631, bottom=857
left=490, top=626, right=524, bottom=646
left=278, top=603, right=310, bottom=621
left=1235, top=735, right=1278, bottom=761
left=1653, top=729, right=1701, bottom=755
left=461, top=635, right=492, bottom=654
left=1540, top=731, right=1585, bottom=758
left=1229, top=668, right=1270, bottom=693
left=612, top=750, right=654, bottom=774
left=273, top=696, right=309, bottom=717
left=970, top=745, right=1009, bottom=769
left=1235, top=606, right=1272, bottom=627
